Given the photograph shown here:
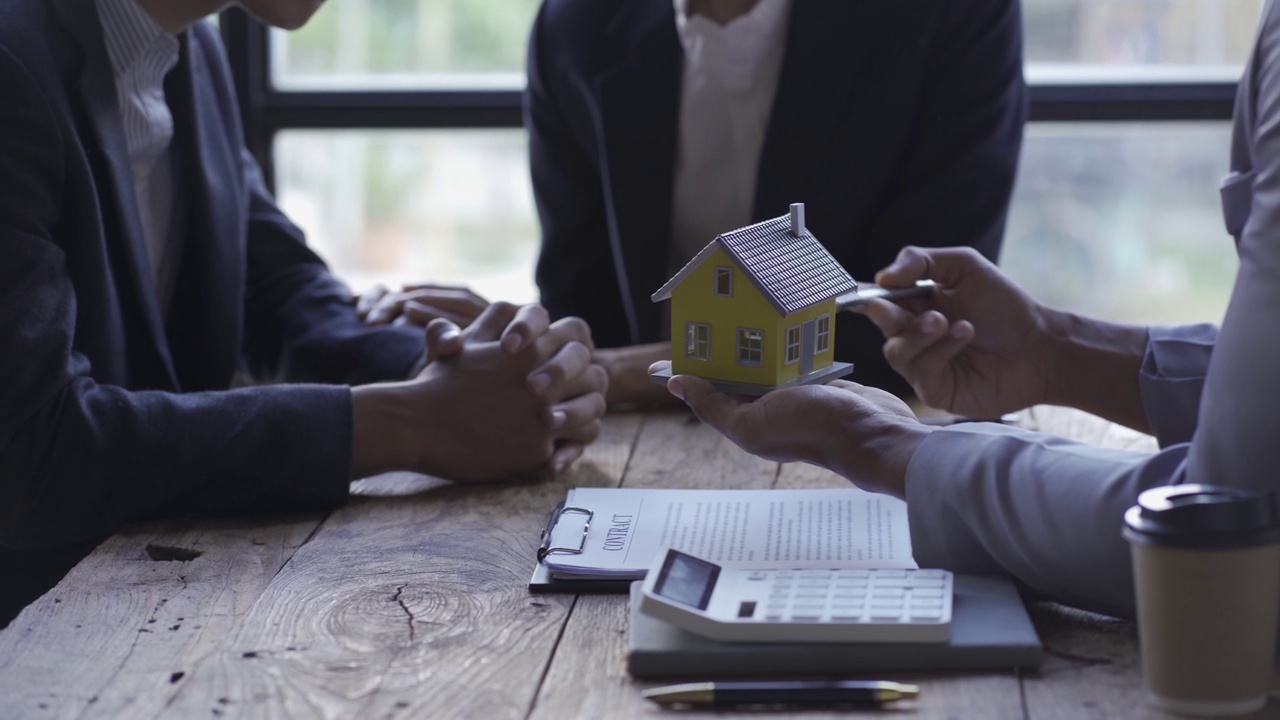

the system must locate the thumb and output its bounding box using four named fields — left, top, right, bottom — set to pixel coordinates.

left=667, top=374, right=743, bottom=429
left=423, top=318, right=464, bottom=365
